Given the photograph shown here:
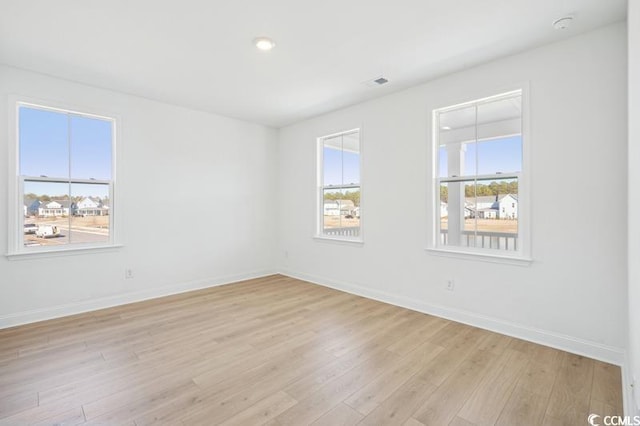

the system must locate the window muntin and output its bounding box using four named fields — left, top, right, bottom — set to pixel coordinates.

left=434, top=90, right=524, bottom=256
left=17, top=103, right=115, bottom=252
left=318, top=130, right=361, bottom=240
